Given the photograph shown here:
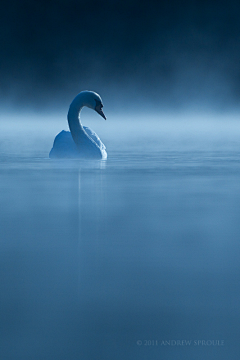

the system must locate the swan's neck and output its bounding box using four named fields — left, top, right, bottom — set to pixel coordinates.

left=67, top=99, right=85, bottom=147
